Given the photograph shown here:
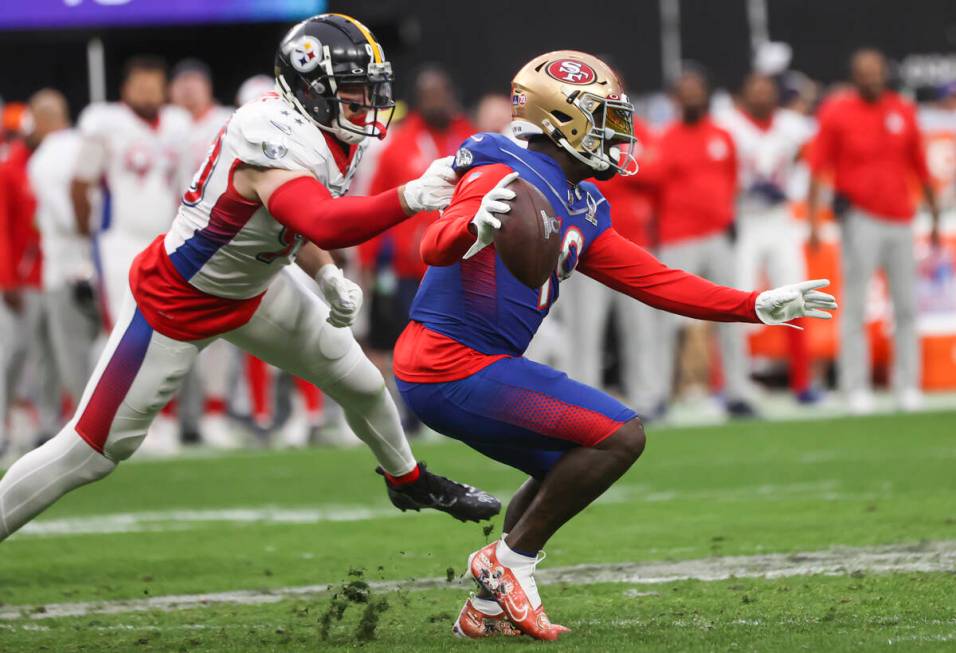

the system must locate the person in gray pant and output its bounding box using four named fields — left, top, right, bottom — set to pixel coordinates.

left=807, top=50, right=940, bottom=414
left=26, top=90, right=99, bottom=422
